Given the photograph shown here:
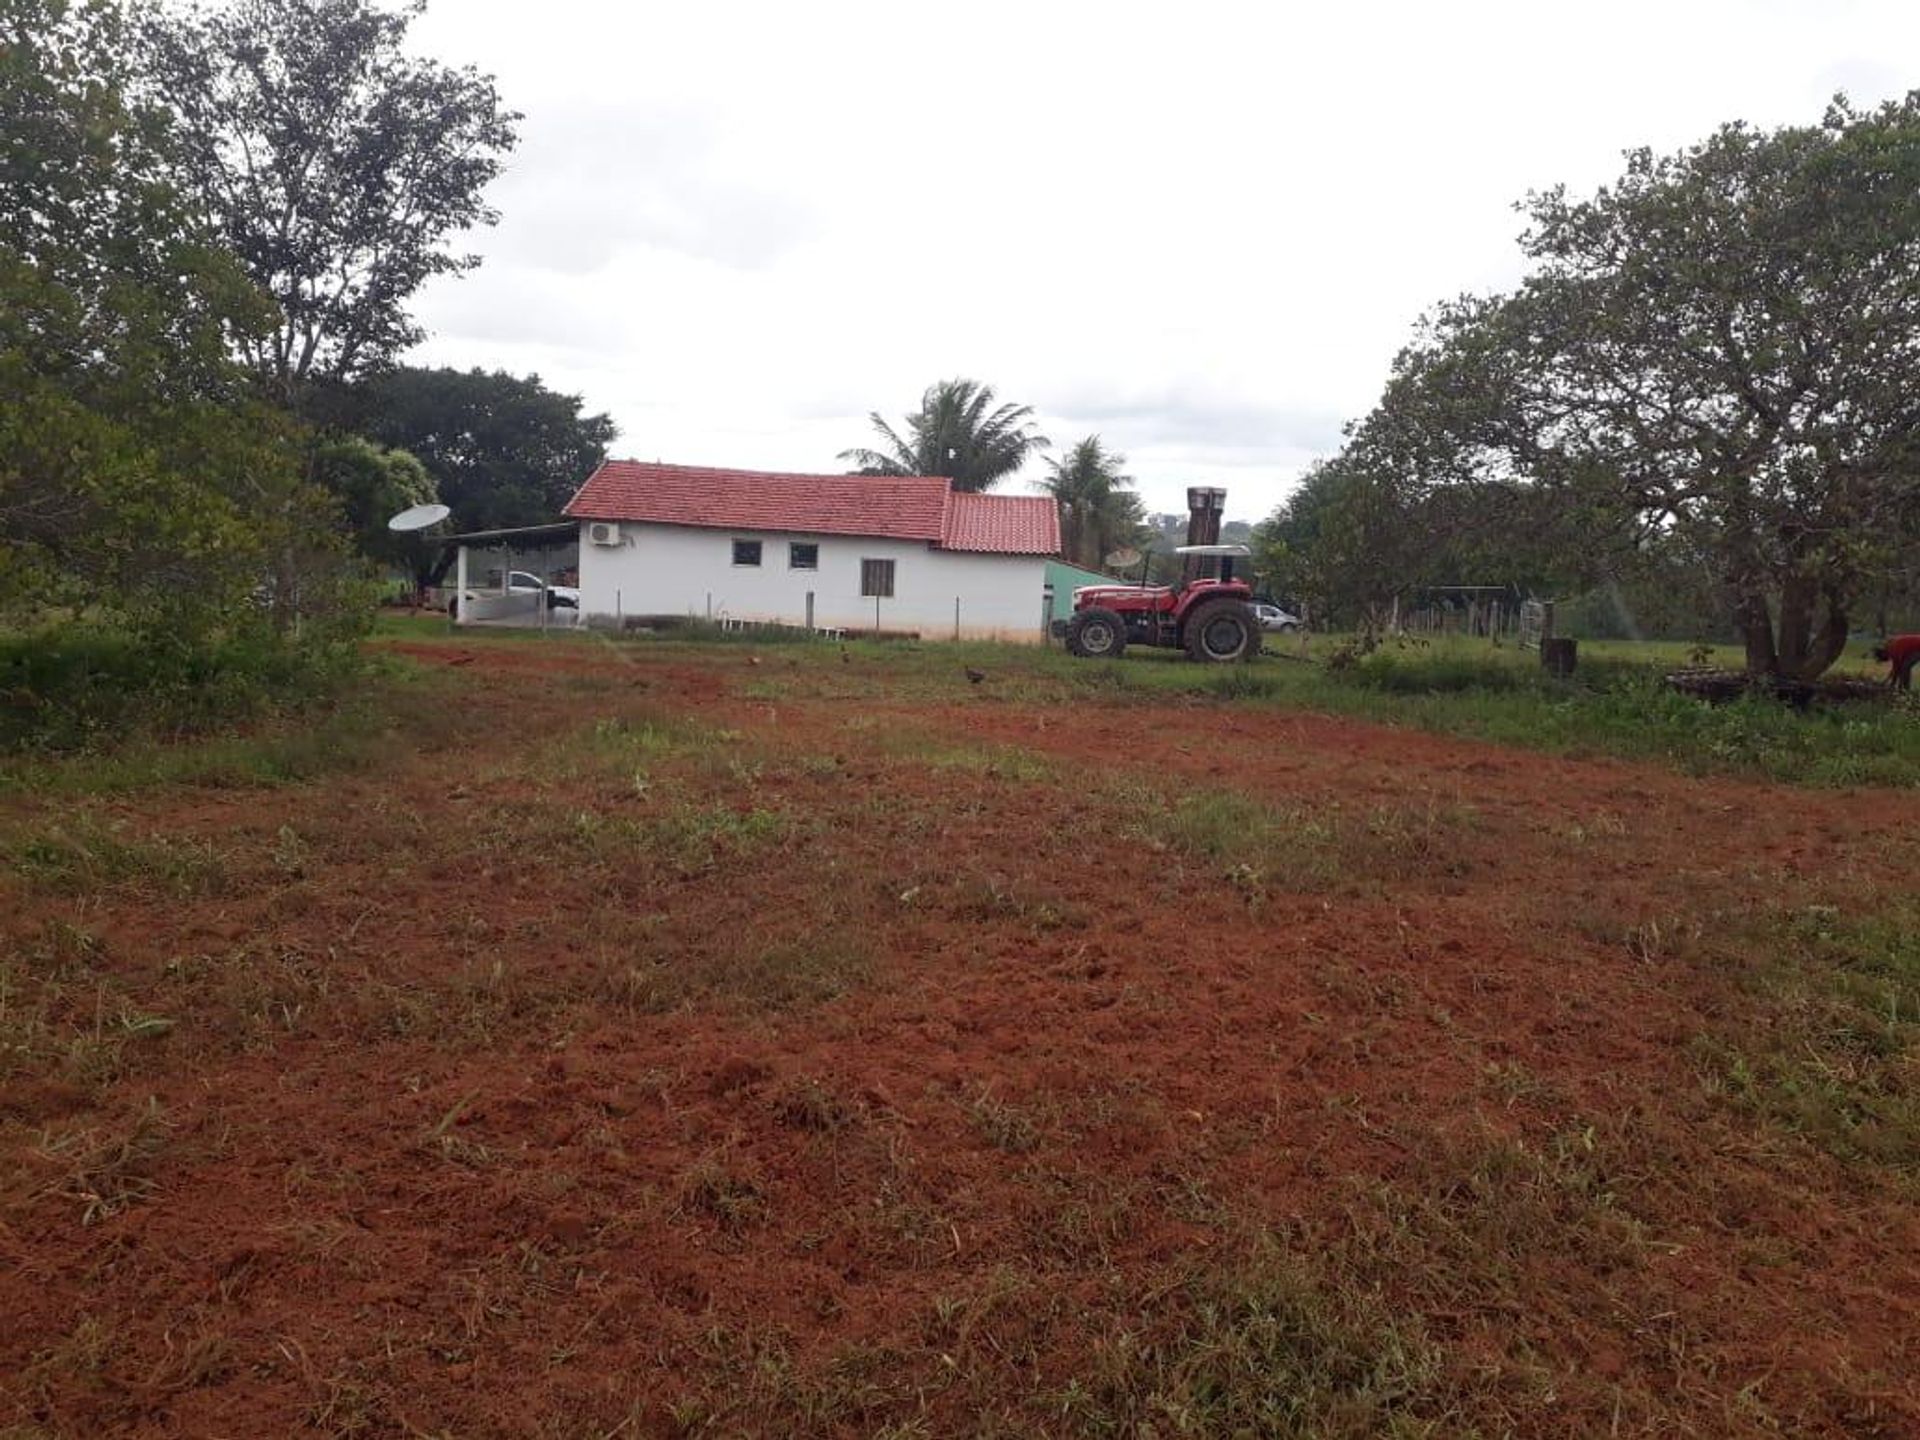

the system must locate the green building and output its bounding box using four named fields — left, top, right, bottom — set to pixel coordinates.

left=1043, top=559, right=1125, bottom=637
